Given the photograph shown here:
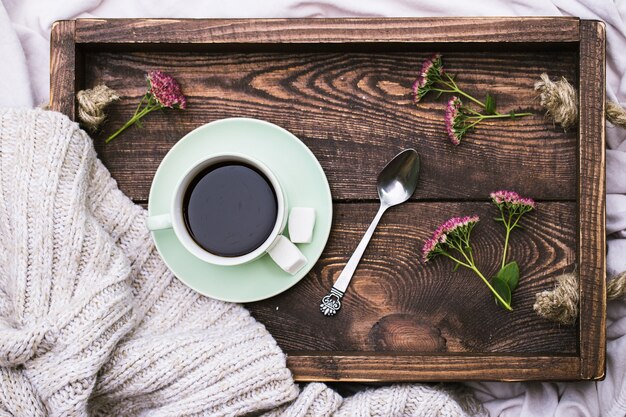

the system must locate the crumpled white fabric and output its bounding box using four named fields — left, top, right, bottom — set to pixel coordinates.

left=1, top=0, right=625, bottom=416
